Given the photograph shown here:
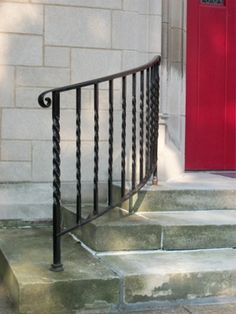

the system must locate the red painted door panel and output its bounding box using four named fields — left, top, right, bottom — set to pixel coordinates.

left=185, top=0, right=236, bottom=170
